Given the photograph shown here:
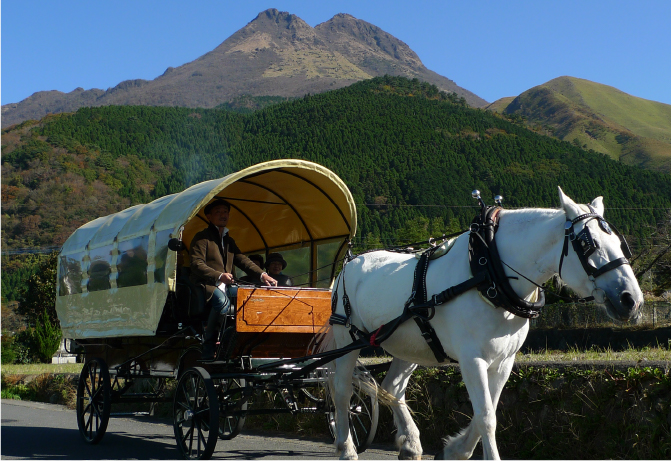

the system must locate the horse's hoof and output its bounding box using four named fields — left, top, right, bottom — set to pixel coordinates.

left=399, top=447, right=422, bottom=460
left=398, top=450, right=422, bottom=459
